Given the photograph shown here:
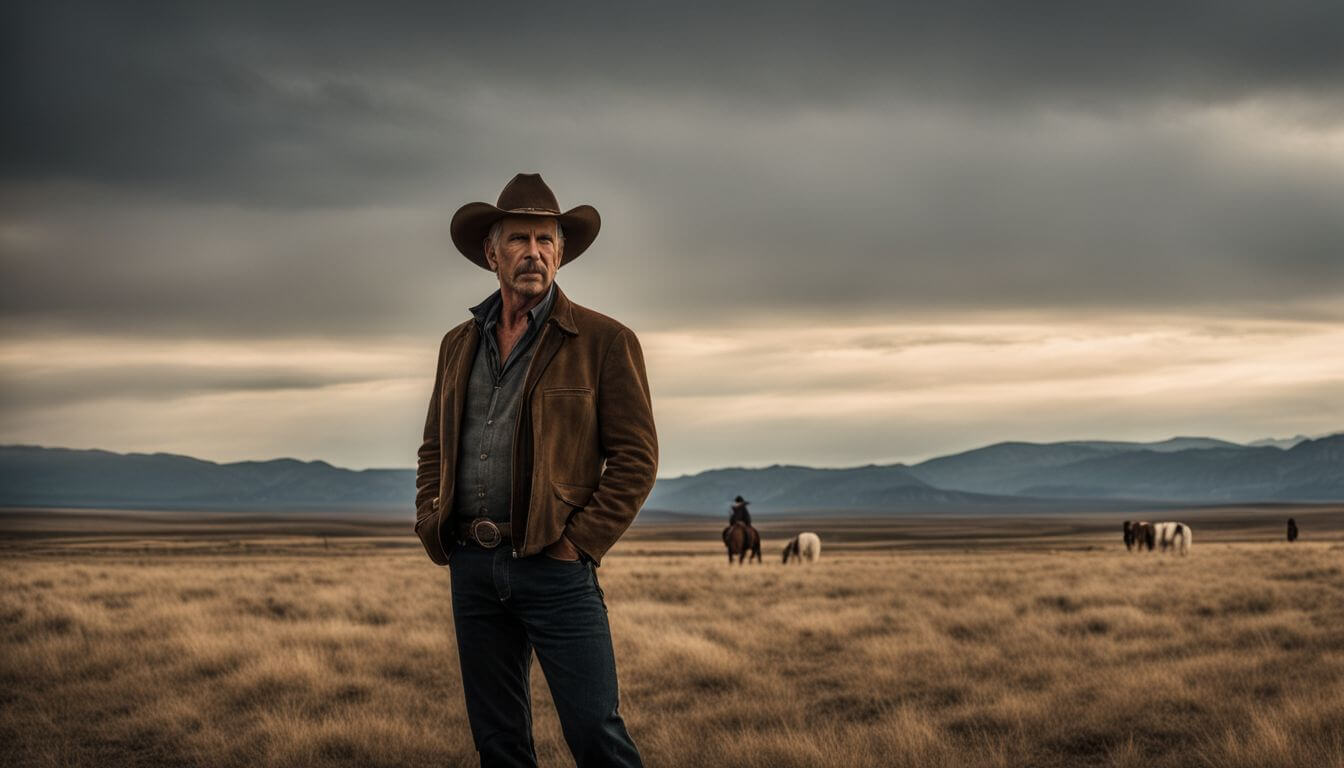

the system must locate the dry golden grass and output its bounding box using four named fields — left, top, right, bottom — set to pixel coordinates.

left=2, top=514, right=1343, bottom=767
